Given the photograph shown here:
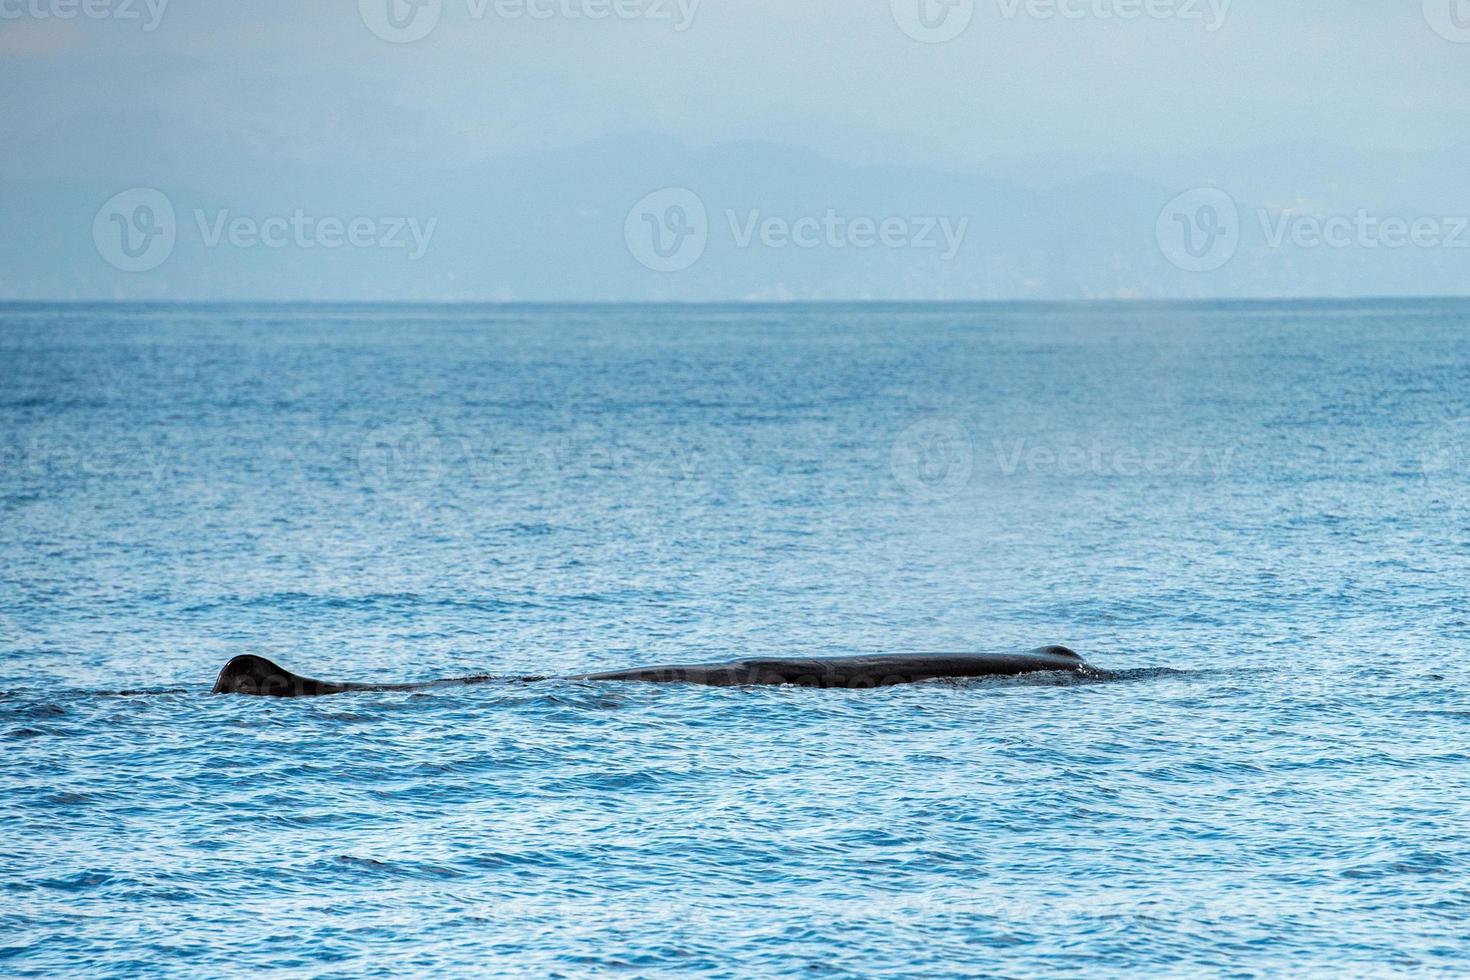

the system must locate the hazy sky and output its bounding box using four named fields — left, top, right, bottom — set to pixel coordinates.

left=4, top=1, right=1467, bottom=179
left=3, top=1, right=1469, bottom=300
